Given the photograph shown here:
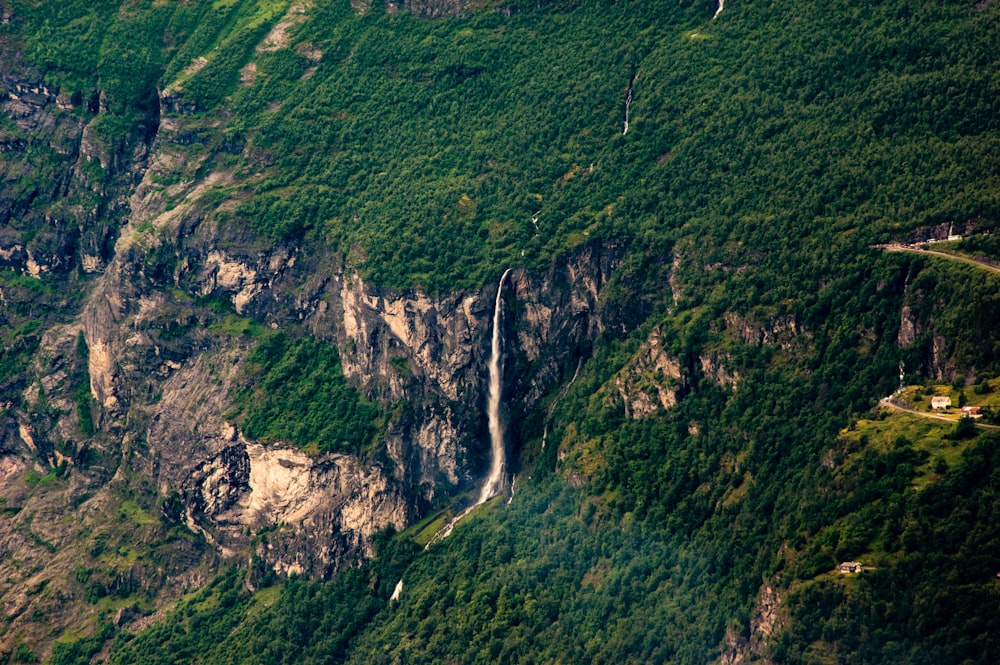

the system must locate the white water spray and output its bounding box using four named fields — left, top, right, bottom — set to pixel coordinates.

left=423, top=270, right=514, bottom=548
left=713, top=0, right=725, bottom=20
left=478, top=268, right=512, bottom=504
